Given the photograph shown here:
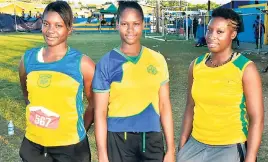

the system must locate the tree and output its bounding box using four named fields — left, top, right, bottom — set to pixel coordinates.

left=146, top=0, right=220, bottom=11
